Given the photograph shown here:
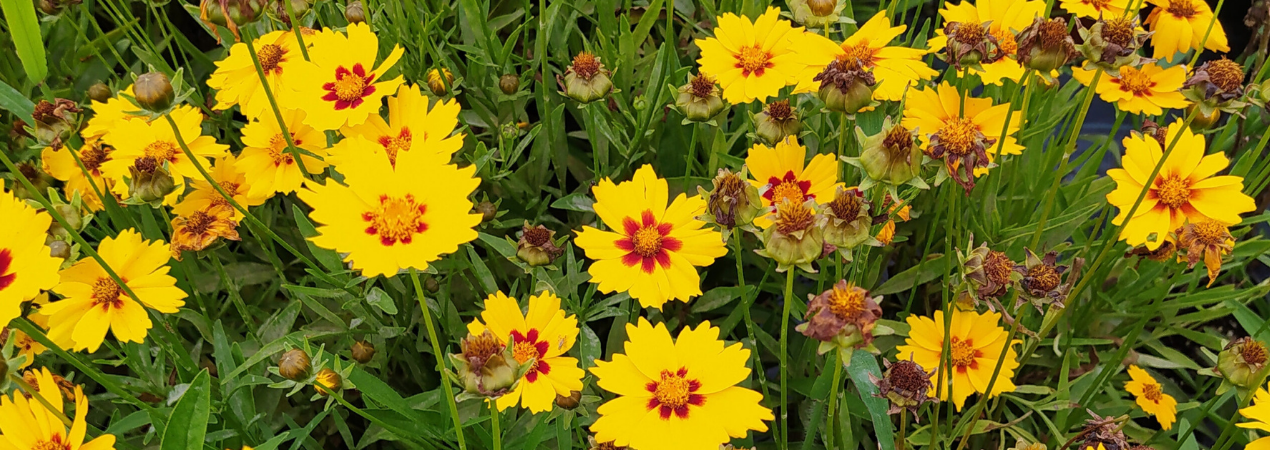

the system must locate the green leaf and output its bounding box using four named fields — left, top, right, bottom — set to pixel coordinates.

left=874, top=254, right=949, bottom=295
left=367, top=286, right=399, bottom=315
left=0, top=79, right=33, bottom=126
left=0, top=0, right=46, bottom=82
left=550, top=193, right=595, bottom=212
left=846, top=351, right=896, bottom=450
left=291, top=203, right=345, bottom=272
left=691, top=286, right=754, bottom=313
left=160, top=369, right=211, bottom=450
